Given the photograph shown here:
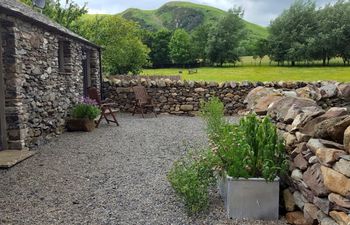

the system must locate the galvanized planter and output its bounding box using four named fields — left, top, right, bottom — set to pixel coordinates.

left=218, top=175, right=280, bottom=220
